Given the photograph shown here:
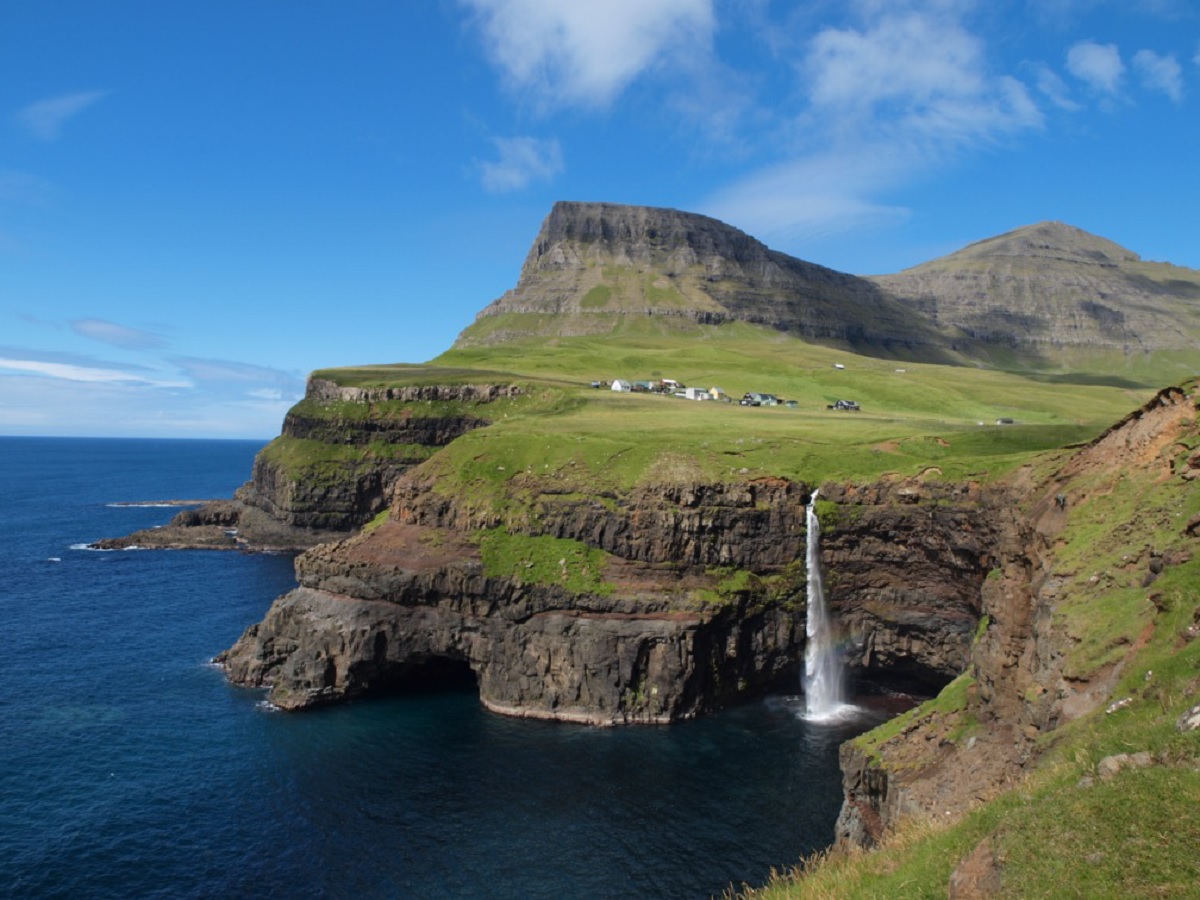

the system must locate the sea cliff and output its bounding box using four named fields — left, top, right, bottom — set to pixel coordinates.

left=214, top=378, right=1006, bottom=722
